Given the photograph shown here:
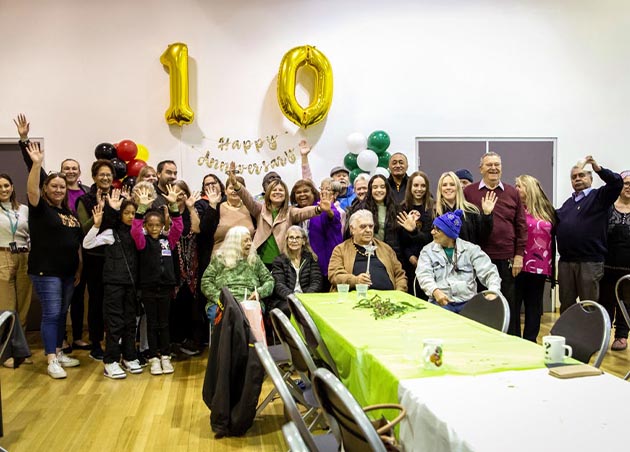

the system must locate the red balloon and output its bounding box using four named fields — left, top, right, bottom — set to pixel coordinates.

left=117, top=139, right=138, bottom=161
left=111, top=179, right=123, bottom=189
left=126, top=159, right=147, bottom=177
